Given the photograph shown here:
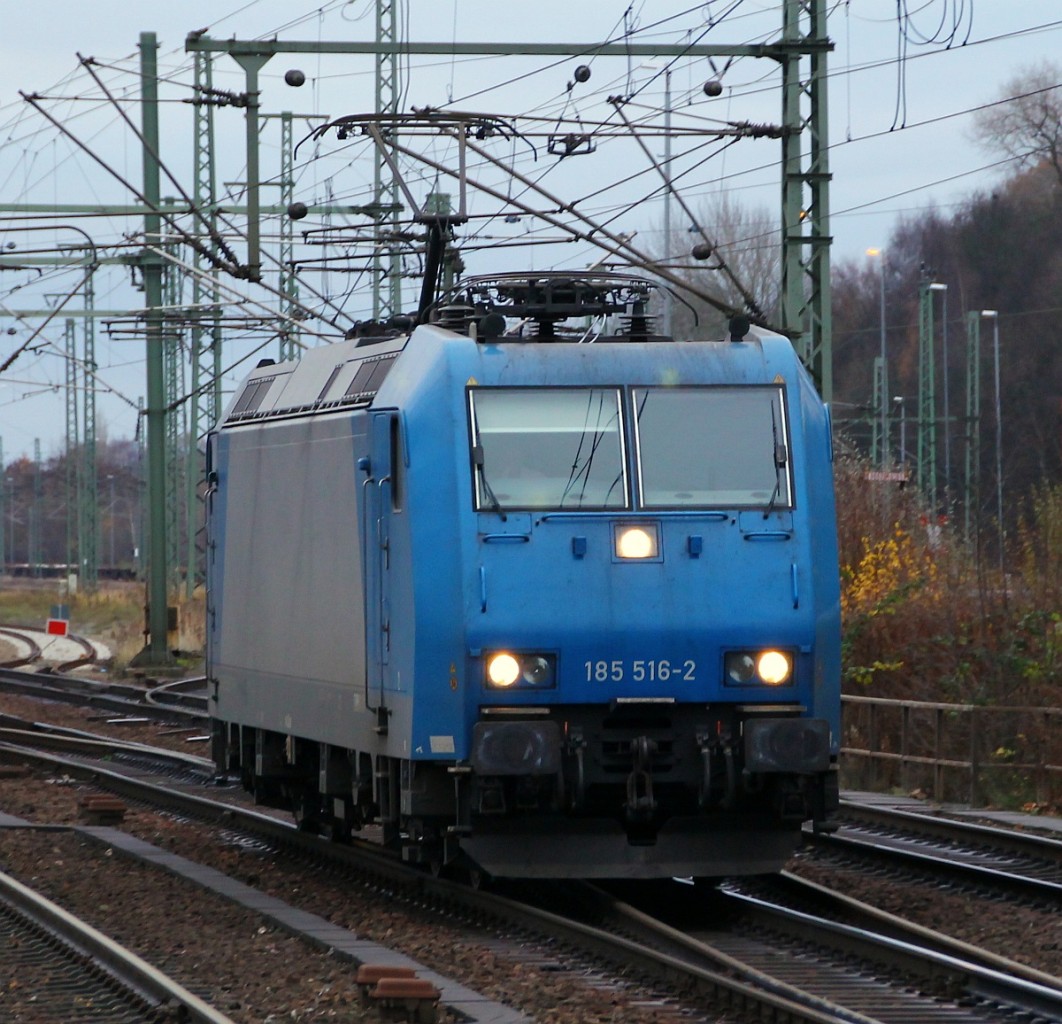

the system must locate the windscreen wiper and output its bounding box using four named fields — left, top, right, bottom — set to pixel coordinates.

left=764, top=400, right=787, bottom=519
left=473, top=445, right=507, bottom=521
